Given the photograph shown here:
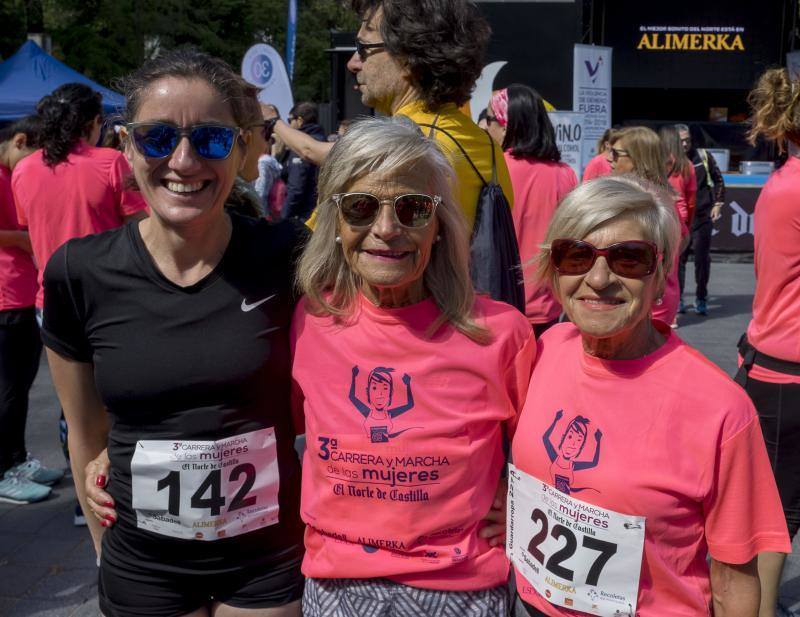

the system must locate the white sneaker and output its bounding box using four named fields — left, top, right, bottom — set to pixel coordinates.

left=10, top=455, right=65, bottom=486
left=0, top=470, right=51, bottom=504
